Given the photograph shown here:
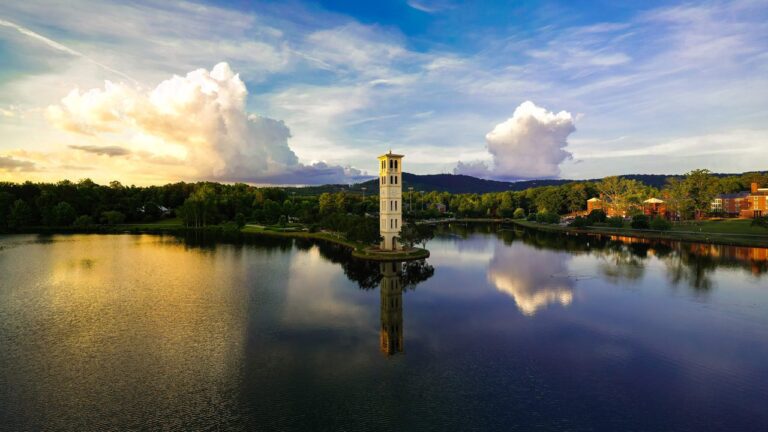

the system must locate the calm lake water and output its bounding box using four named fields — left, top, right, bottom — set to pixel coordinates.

left=1, top=224, right=767, bottom=431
